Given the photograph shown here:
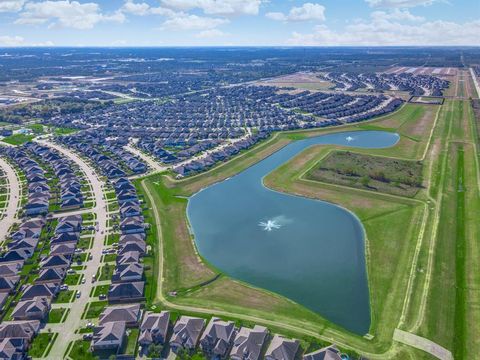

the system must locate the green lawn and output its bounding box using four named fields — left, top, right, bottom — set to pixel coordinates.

left=55, top=290, right=76, bottom=303
left=84, top=301, right=107, bottom=319
left=48, top=307, right=68, bottom=323
left=1, top=133, right=34, bottom=145
left=92, top=284, right=109, bottom=298
left=68, top=340, right=99, bottom=360
left=98, top=263, right=114, bottom=281
left=65, top=273, right=82, bottom=285
left=28, top=332, right=57, bottom=358
left=124, top=328, right=139, bottom=355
